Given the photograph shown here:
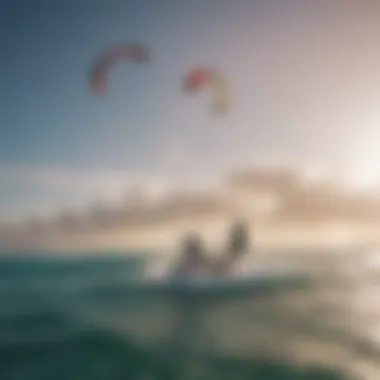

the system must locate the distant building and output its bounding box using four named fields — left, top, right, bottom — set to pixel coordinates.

left=226, top=165, right=300, bottom=196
